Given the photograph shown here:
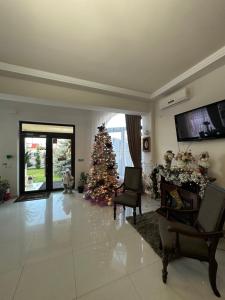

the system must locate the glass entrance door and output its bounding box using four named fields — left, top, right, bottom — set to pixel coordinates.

left=20, top=122, right=75, bottom=195
left=52, top=138, right=72, bottom=190
left=24, top=137, right=47, bottom=192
